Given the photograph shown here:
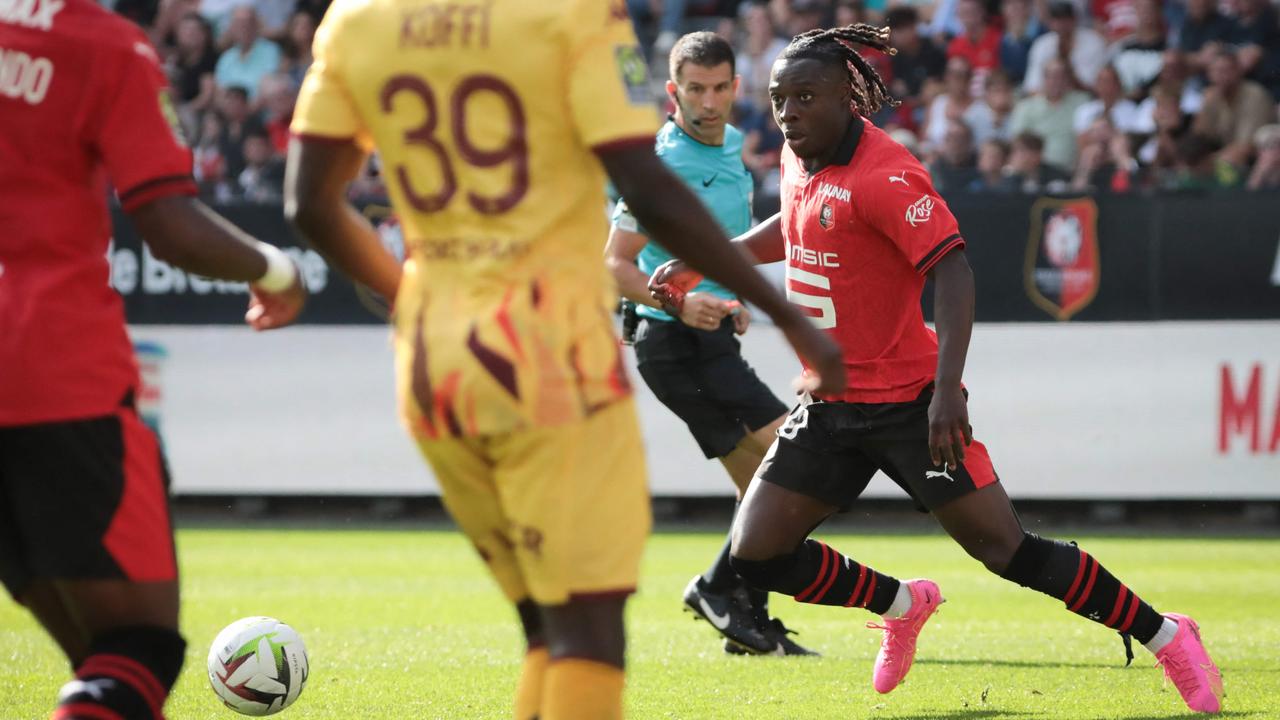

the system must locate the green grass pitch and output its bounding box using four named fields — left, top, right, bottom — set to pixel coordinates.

left=2, top=529, right=1276, bottom=719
